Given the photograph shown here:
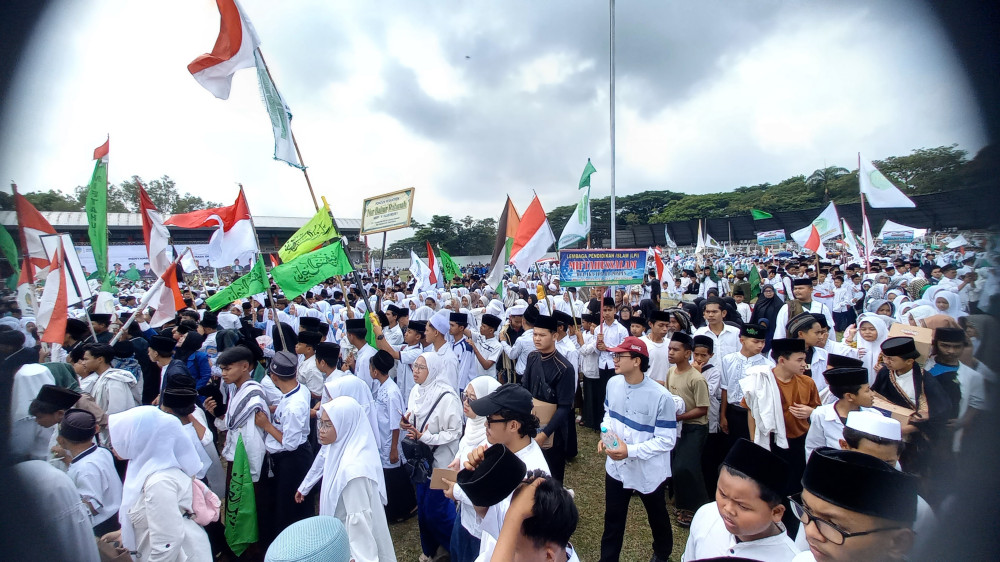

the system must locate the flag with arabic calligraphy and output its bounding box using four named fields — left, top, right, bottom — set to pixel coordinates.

left=206, top=258, right=268, bottom=311
left=271, top=240, right=353, bottom=299
left=278, top=205, right=338, bottom=263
